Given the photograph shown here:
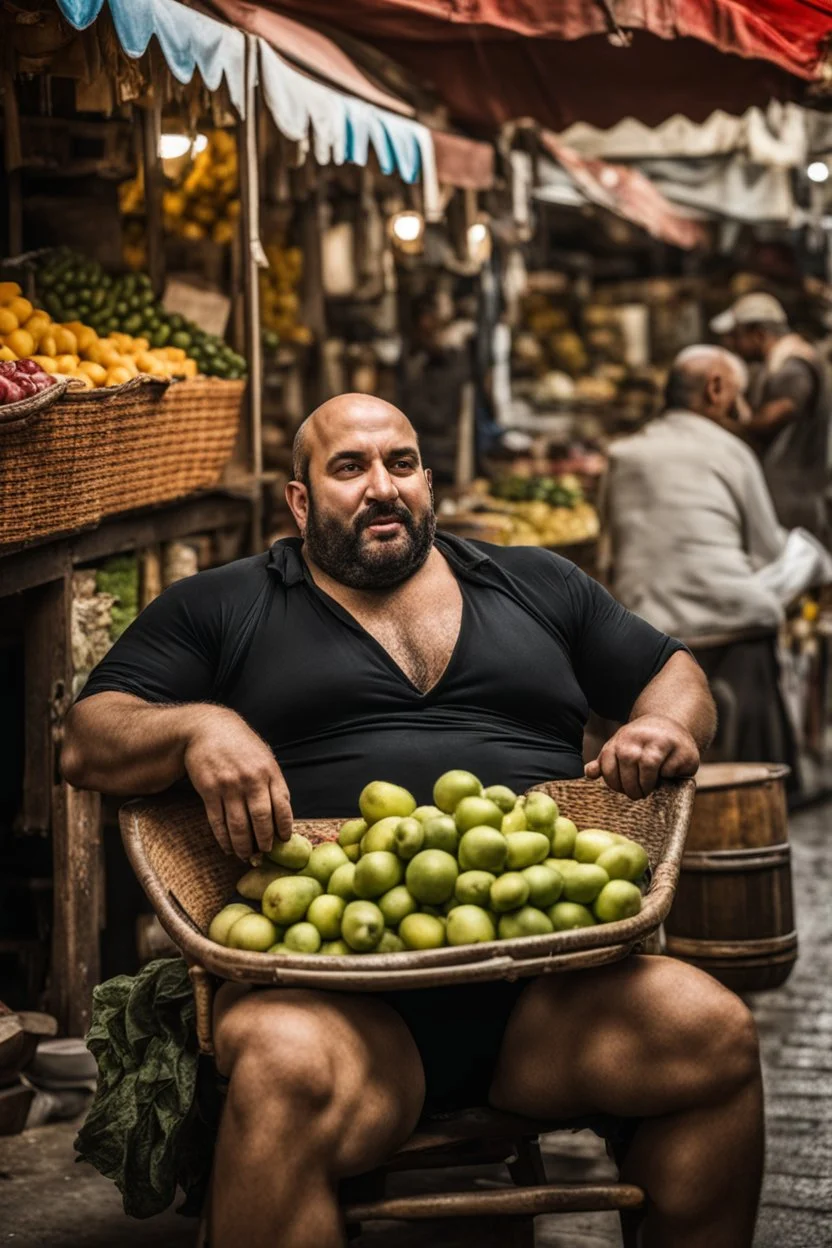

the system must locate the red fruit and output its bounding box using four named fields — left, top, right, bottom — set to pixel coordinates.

left=0, top=377, right=11, bottom=403
left=3, top=381, right=25, bottom=403
left=14, top=358, right=41, bottom=375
